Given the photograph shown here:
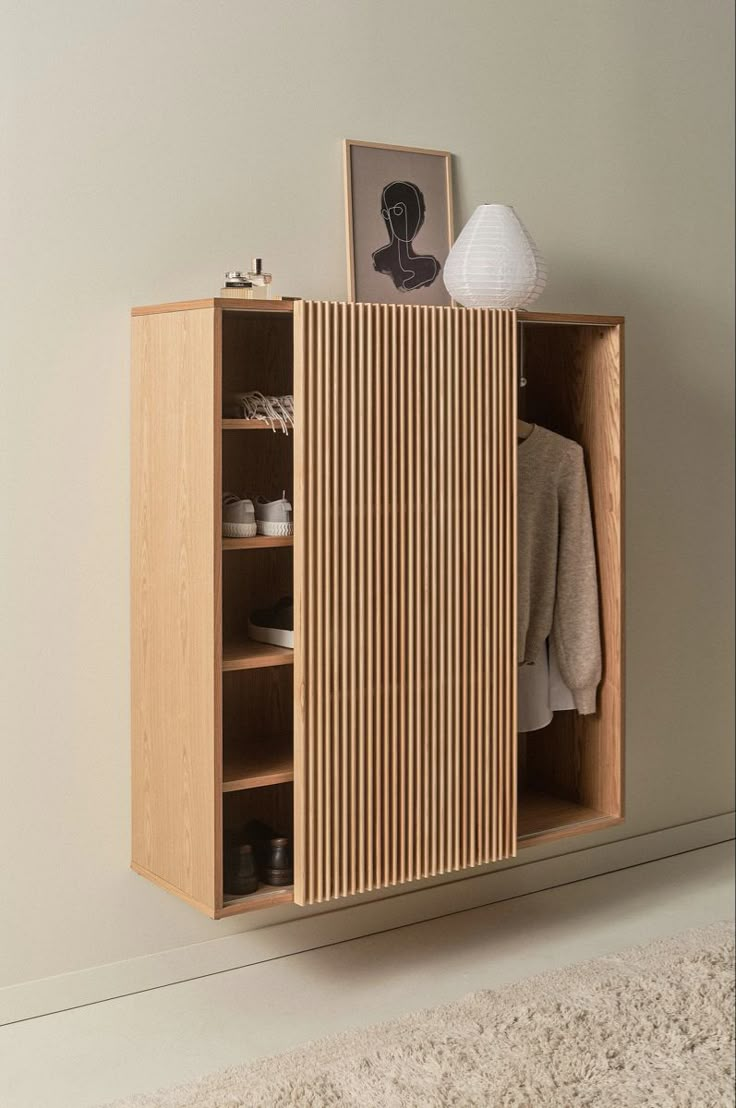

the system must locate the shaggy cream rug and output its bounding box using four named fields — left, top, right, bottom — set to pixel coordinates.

left=106, top=921, right=734, bottom=1108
